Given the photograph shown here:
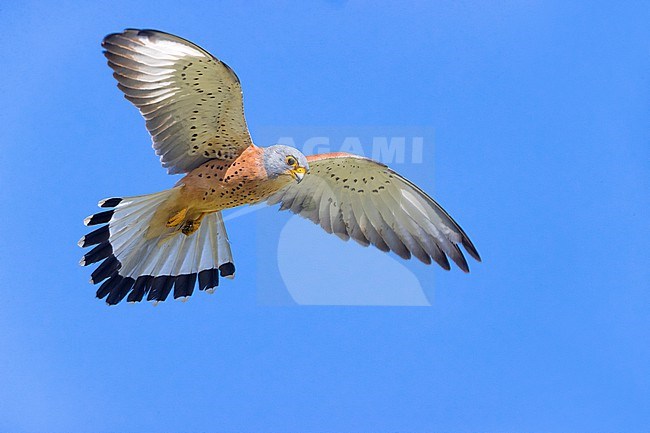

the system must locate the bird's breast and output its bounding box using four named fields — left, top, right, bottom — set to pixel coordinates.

left=179, top=150, right=290, bottom=211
